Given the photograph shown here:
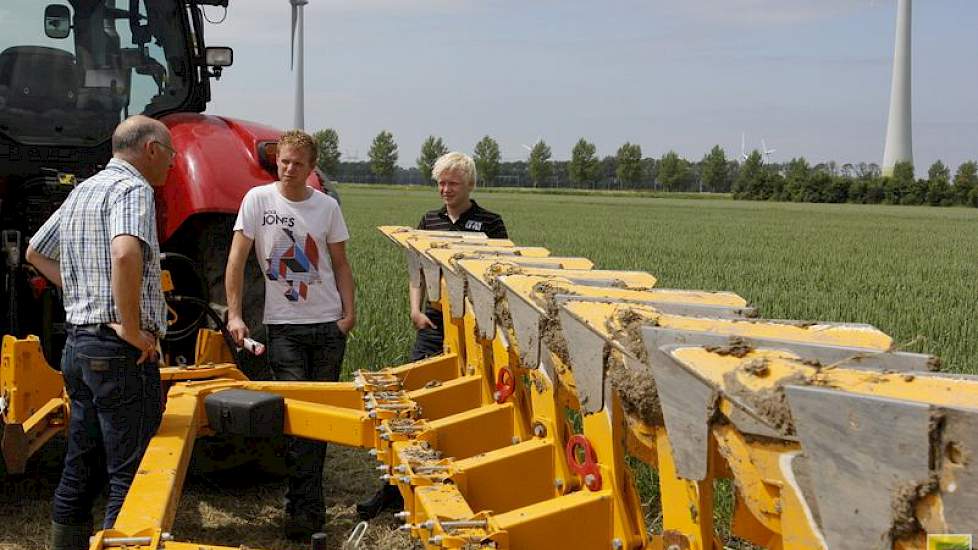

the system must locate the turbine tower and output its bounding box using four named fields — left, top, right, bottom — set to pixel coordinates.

left=290, top=0, right=309, bottom=130
left=882, top=0, right=912, bottom=176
